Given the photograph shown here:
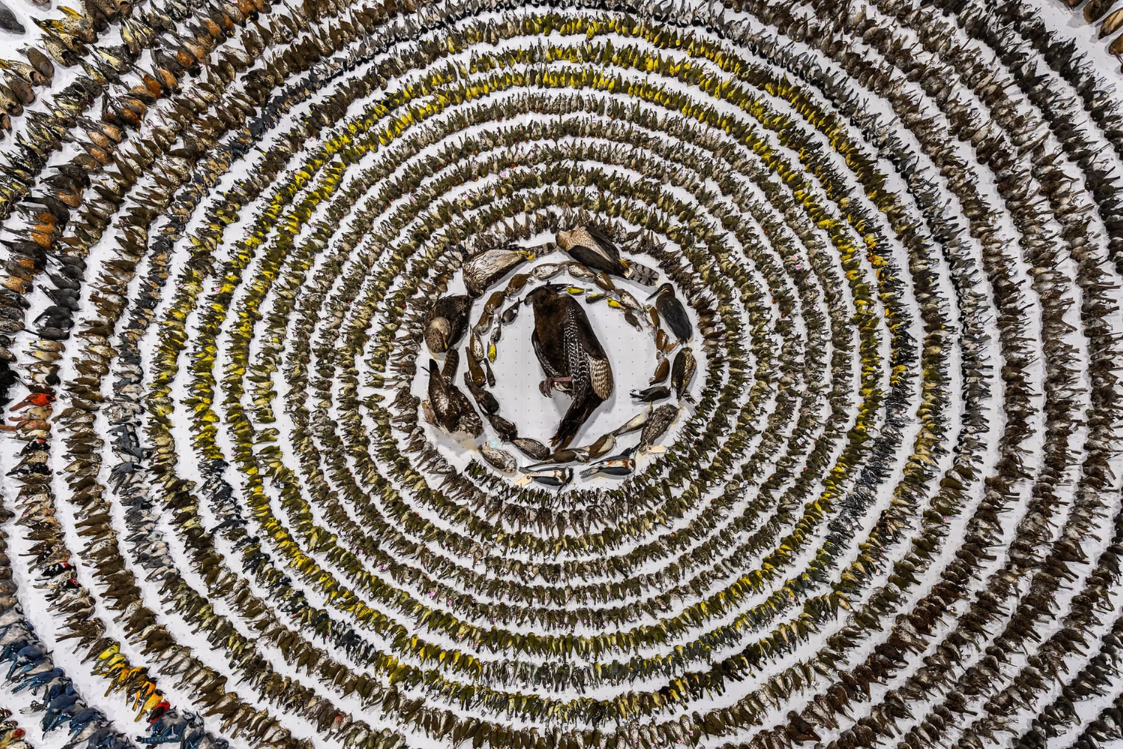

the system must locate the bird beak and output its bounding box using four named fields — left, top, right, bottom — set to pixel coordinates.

left=646, top=288, right=661, bottom=301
